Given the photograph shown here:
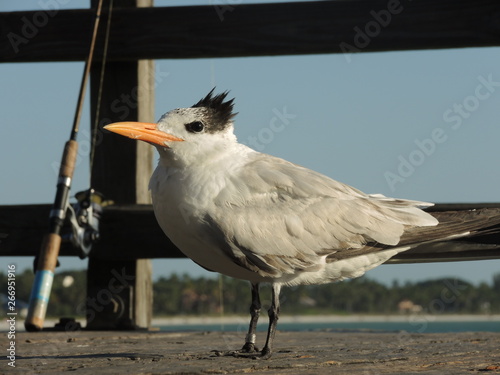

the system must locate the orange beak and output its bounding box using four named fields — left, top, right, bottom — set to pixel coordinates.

left=104, top=122, right=184, bottom=147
